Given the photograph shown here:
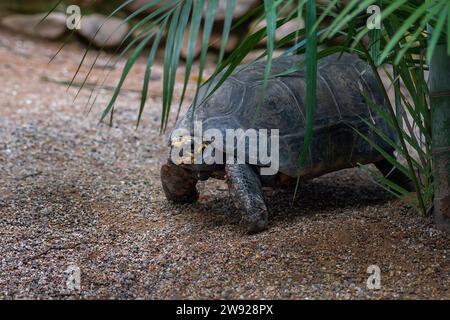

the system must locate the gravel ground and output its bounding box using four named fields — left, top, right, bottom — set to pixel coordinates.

left=0, top=30, right=449, bottom=300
